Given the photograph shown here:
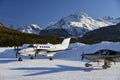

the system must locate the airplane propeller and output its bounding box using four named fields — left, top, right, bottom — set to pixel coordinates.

left=32, top=45, right=38, bottom=57
left=35, top=50, right=39, bottom=57
left=14, top=47, right=19, bottom=58
left=16, top=51, right=18, bottom=58
left=81, top=51, right=85, bottom=60
left=81, top=54, right=84, bottom=60
left=15, top=48, right=21, bottom=58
